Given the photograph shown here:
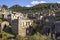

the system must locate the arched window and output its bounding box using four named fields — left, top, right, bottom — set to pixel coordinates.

left=26, top=22, right=27, bottom=26
left=23, top=22, right=24, bottom=26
